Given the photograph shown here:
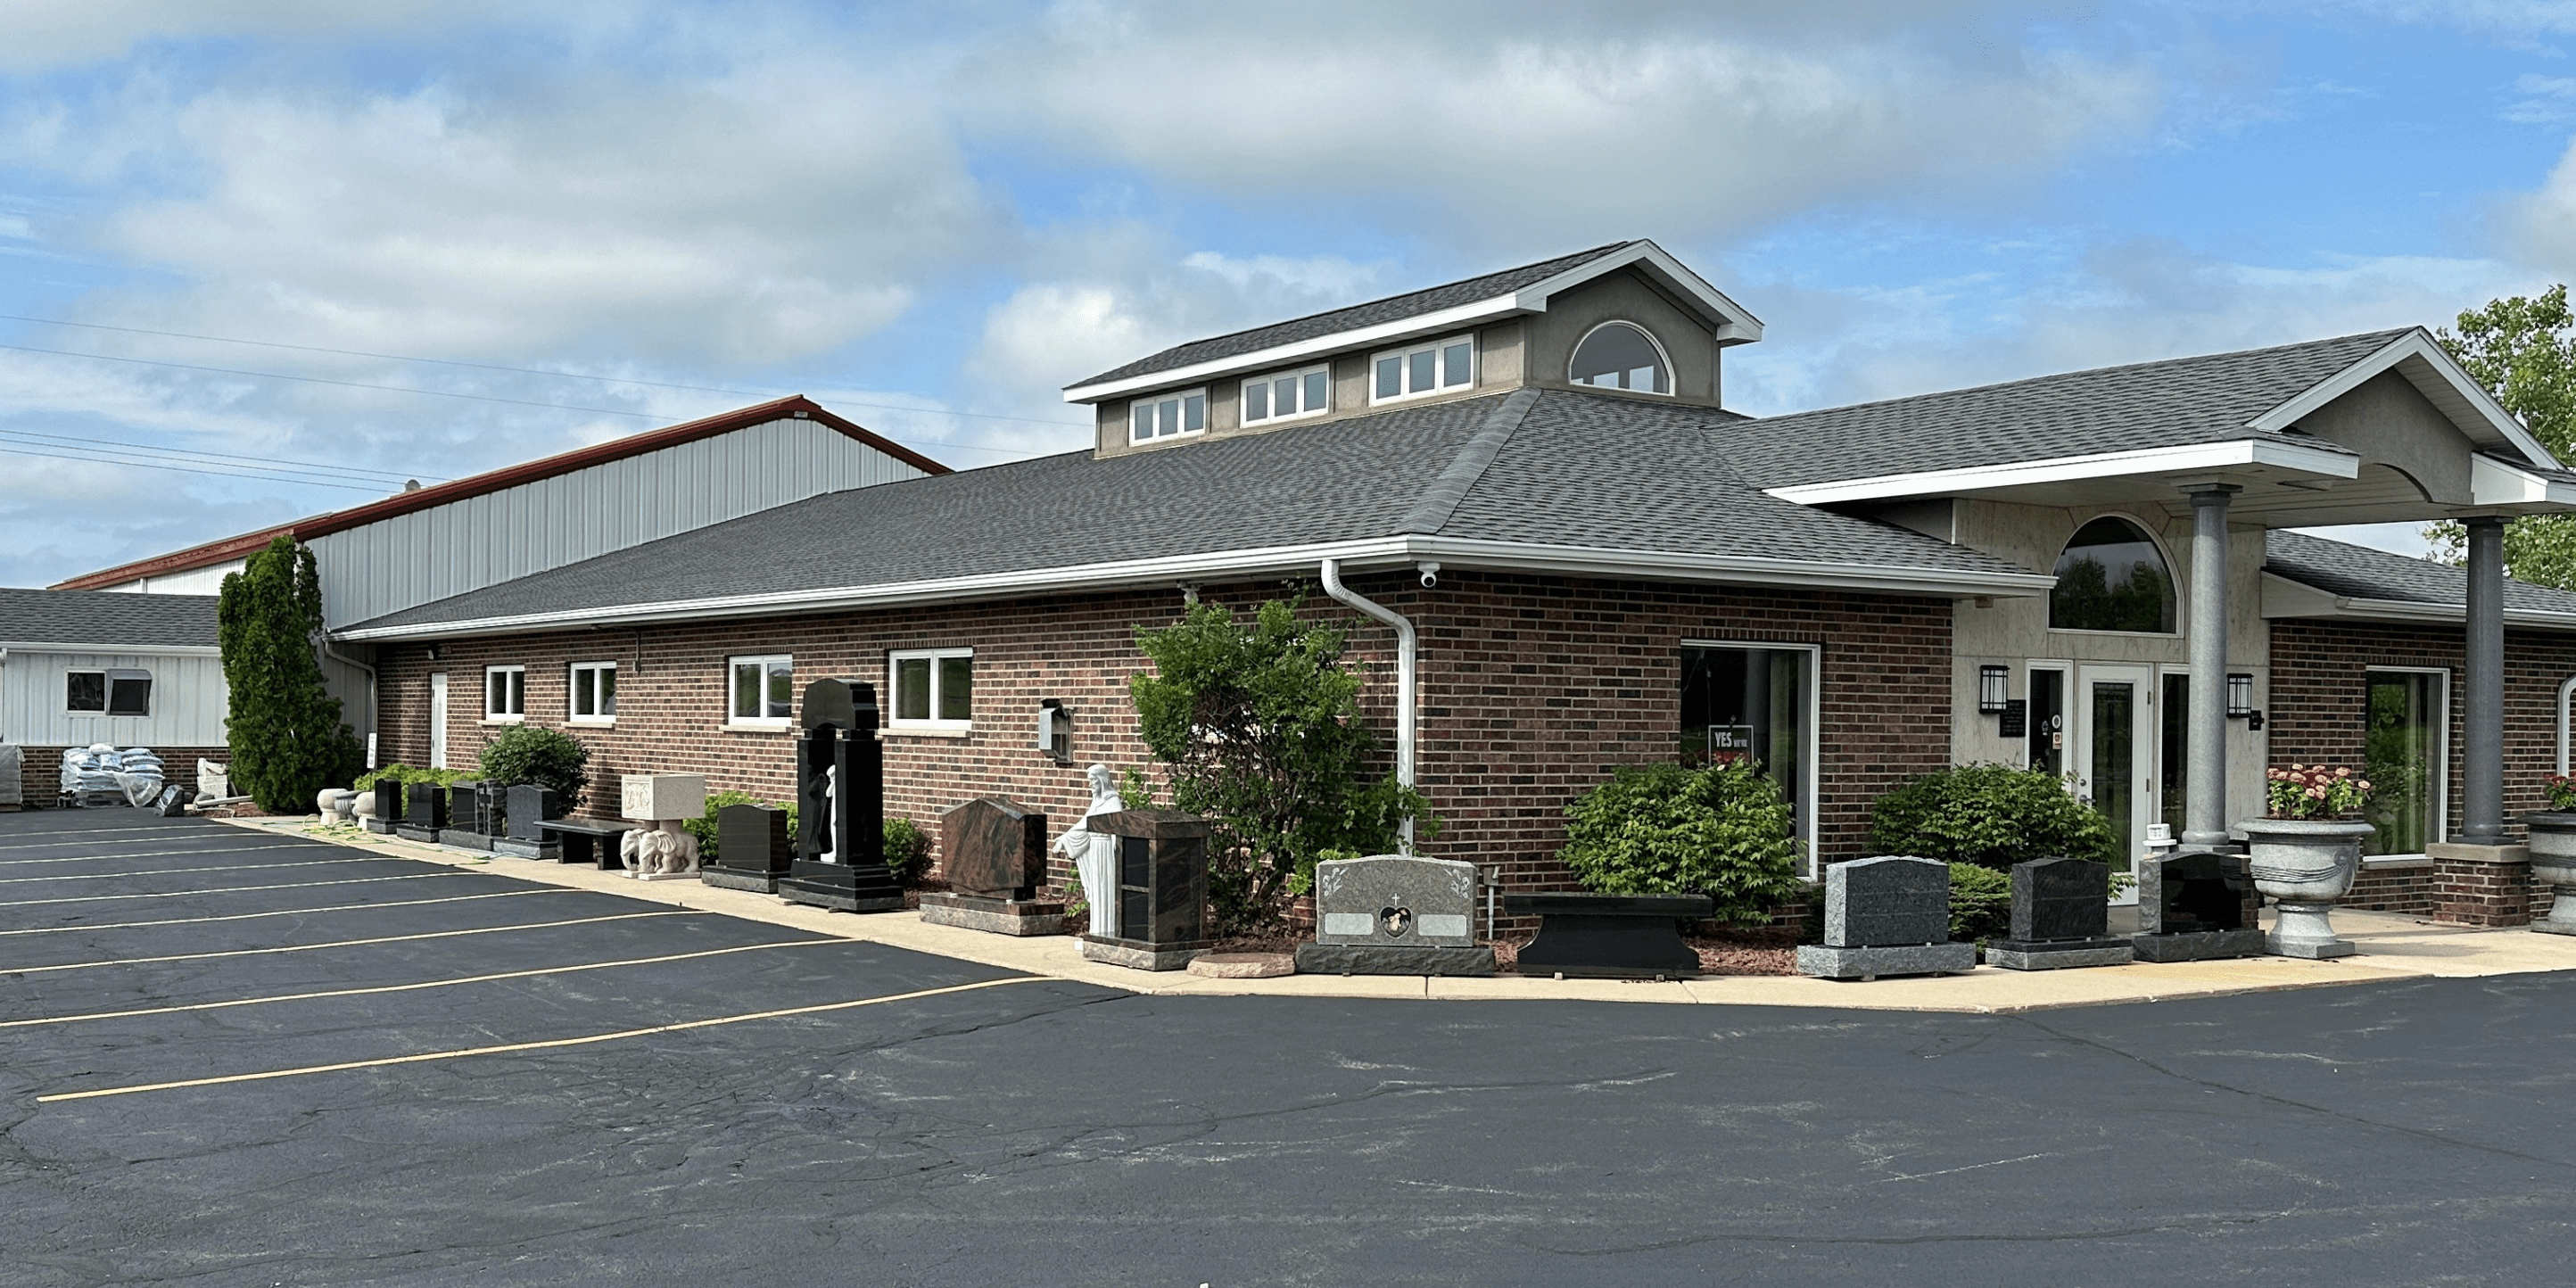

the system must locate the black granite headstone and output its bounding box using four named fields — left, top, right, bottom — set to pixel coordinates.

left=2010, top=857, right=2109, bottom=943
left=1824, top=855, right=1950, bottom=946
left=2143, top=851, right=2251, bottom=935
left=449, top=780, right=487, bottom=833
left=714, top=802, right=792, bottom=876
left=374, top=779, right=406, bottom=824
left=780, top=679, right=901, bottom=912
left=505, top=785, right=563, bottom=842
left=405, top=780, right=449, bottom=830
